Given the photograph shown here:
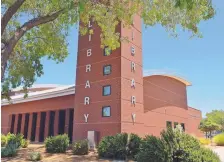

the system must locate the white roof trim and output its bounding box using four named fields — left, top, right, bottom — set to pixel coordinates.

left=2, top=85, right=75, bottom=106
left=12, top=84, right=63, bottom=91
